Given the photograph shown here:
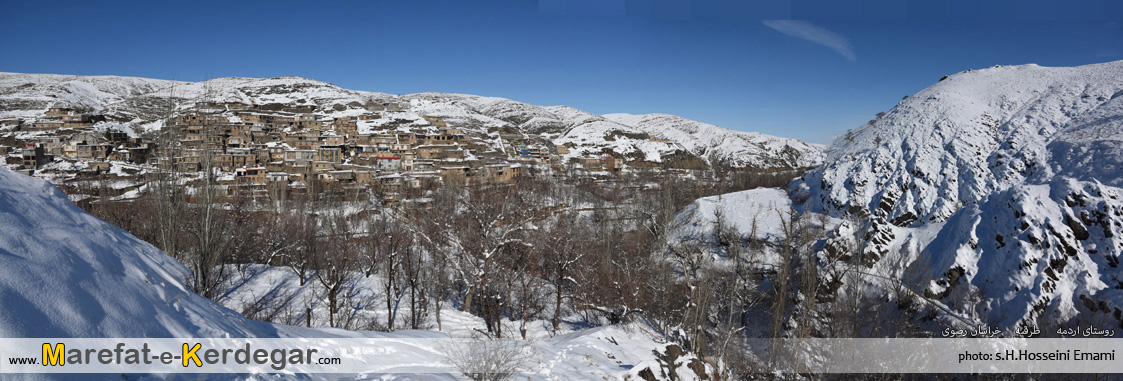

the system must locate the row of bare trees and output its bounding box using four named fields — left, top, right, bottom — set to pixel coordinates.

left=81, top=158, right=949, bottom=375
